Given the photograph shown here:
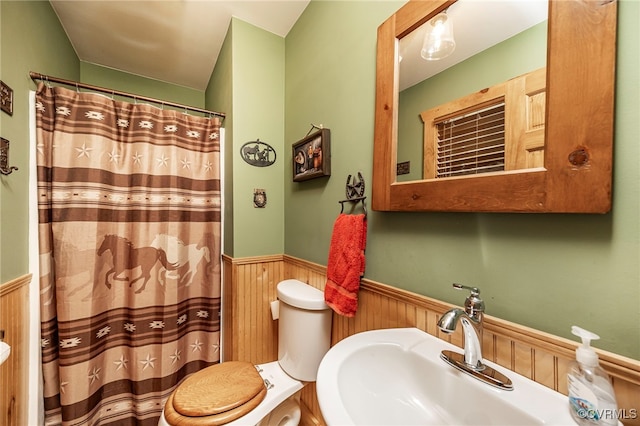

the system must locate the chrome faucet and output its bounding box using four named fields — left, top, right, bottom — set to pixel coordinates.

left=437, top=283, right=484, bottom=369
left=437, top=283, right=513, bottom=390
